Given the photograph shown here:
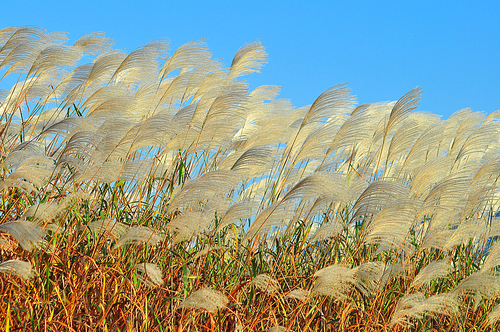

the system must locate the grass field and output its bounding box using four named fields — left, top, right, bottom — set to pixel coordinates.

left=1, top=26, right=500, bottom=331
